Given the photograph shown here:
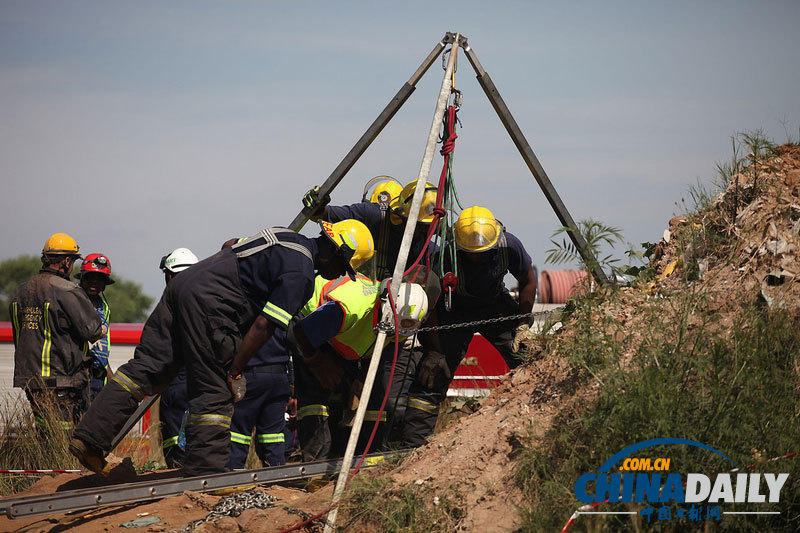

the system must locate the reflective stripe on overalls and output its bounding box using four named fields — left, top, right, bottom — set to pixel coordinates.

left=187, top=413, right=231, bottom=428
left=257, top=433, right=285, bottom=444
left=230, top=431, right=252, bottom=446
left=112, top=370, right=146, bottom=401
left=297, top=404, right=329, bottom=420
left=407, top=396, right=438, bottom=414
